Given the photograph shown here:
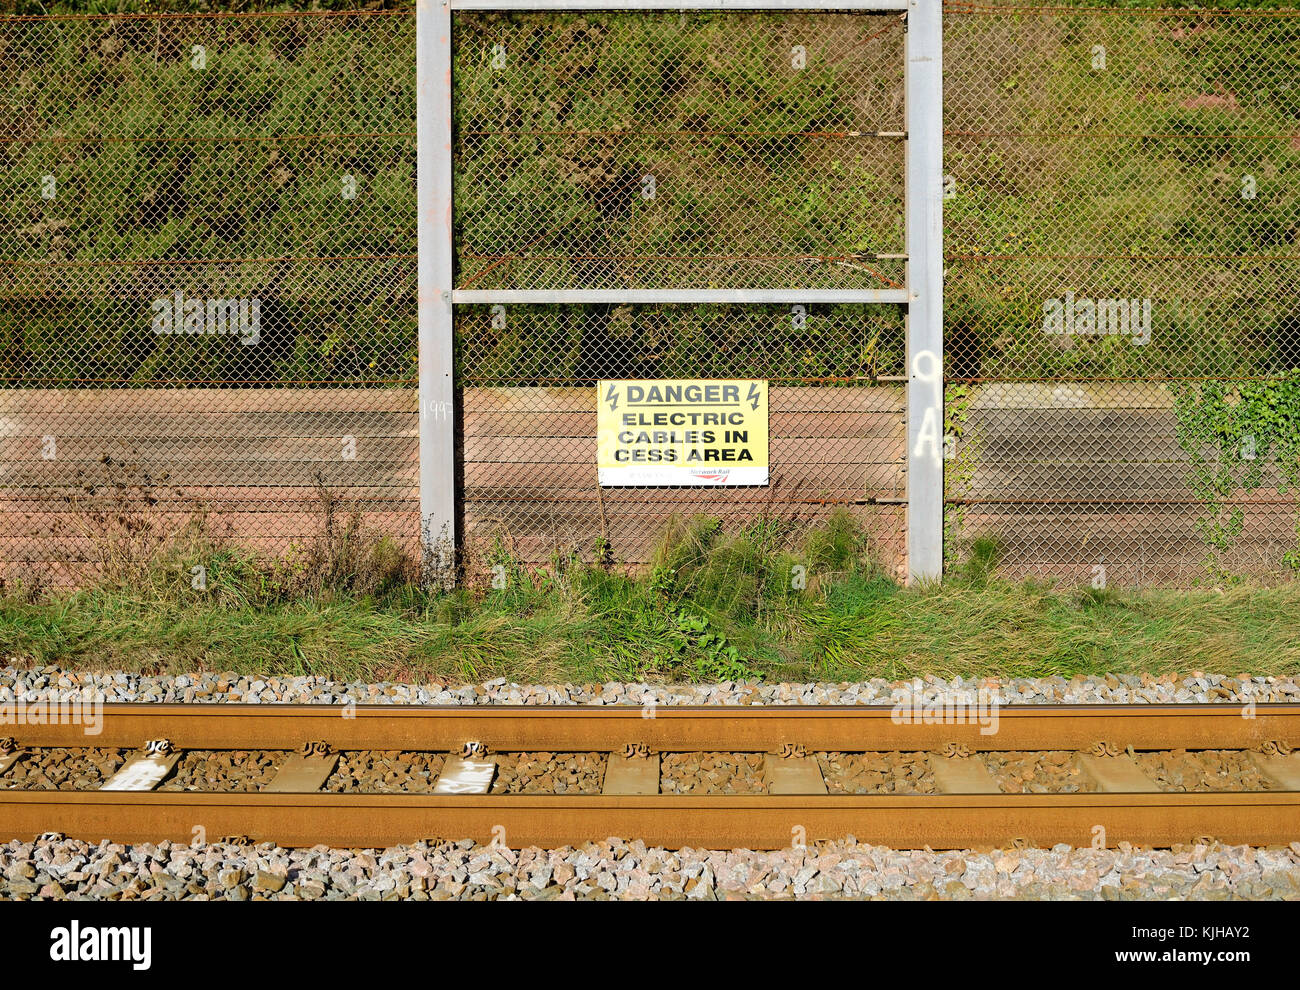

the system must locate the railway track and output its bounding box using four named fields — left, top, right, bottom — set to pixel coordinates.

left=2, top=703, right=1298, bottom=850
